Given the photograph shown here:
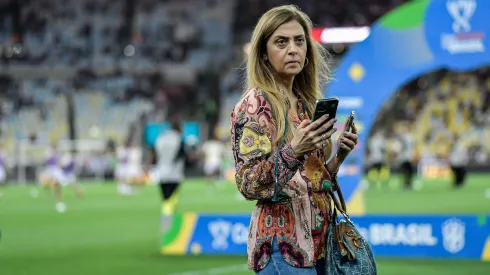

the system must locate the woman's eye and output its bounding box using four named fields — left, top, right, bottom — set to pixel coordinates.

left=296, top=37, right=305, bottom=43
left=277, top=39, right=287, bottom=46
